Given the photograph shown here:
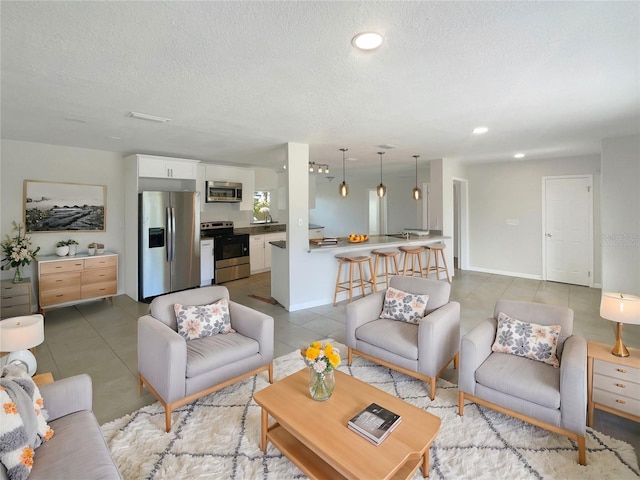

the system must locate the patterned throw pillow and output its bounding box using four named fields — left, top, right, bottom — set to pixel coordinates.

left=0, top=366, right=54, bottom=480
left=174, top=298, right=232, bottom=341
left=380, top=286, right=429, bottom=324
left=491, top=312, right=561, bottom=367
